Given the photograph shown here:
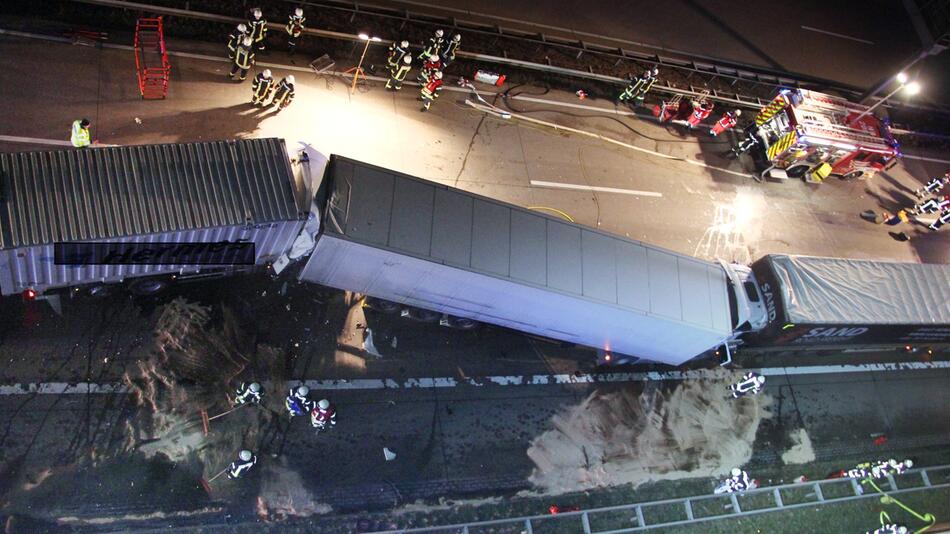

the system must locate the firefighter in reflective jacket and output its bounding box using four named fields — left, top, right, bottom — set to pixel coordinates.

left=286, top=7, right=305, bottom=54
left=441, top=34, right=461, bottom=66
left=227, top=23, right=250, bottom=59
left=730, top=372, right=764, bottom=398
left=417, top=54, right=442, bottom=83
left=251, top=69, right=275, bottom=105
left=229, top=37, right=255, bottom=81
left=916, top=173, right=949, bottom=198
left=930, top=208, right=950, bottom=231
left=619, top=67, right=658, bottom=104
left=388, top=40, right=410, bottom=68
left=420, top=70, right=443, bottom=111
left=418, top=29, right=444, bottom=60
left=227, top=449, right=257, bottom=479
left=710, top=109, right=741, bottom=136
left=271, top=75, right=295, bottom=111
left=387, top=55, right=412, bottom=91
left=310, top=399, right=337, bottom=429
left=248, top=7, right=268, bottom=51
left=70, top=118, right=91, bottom=148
